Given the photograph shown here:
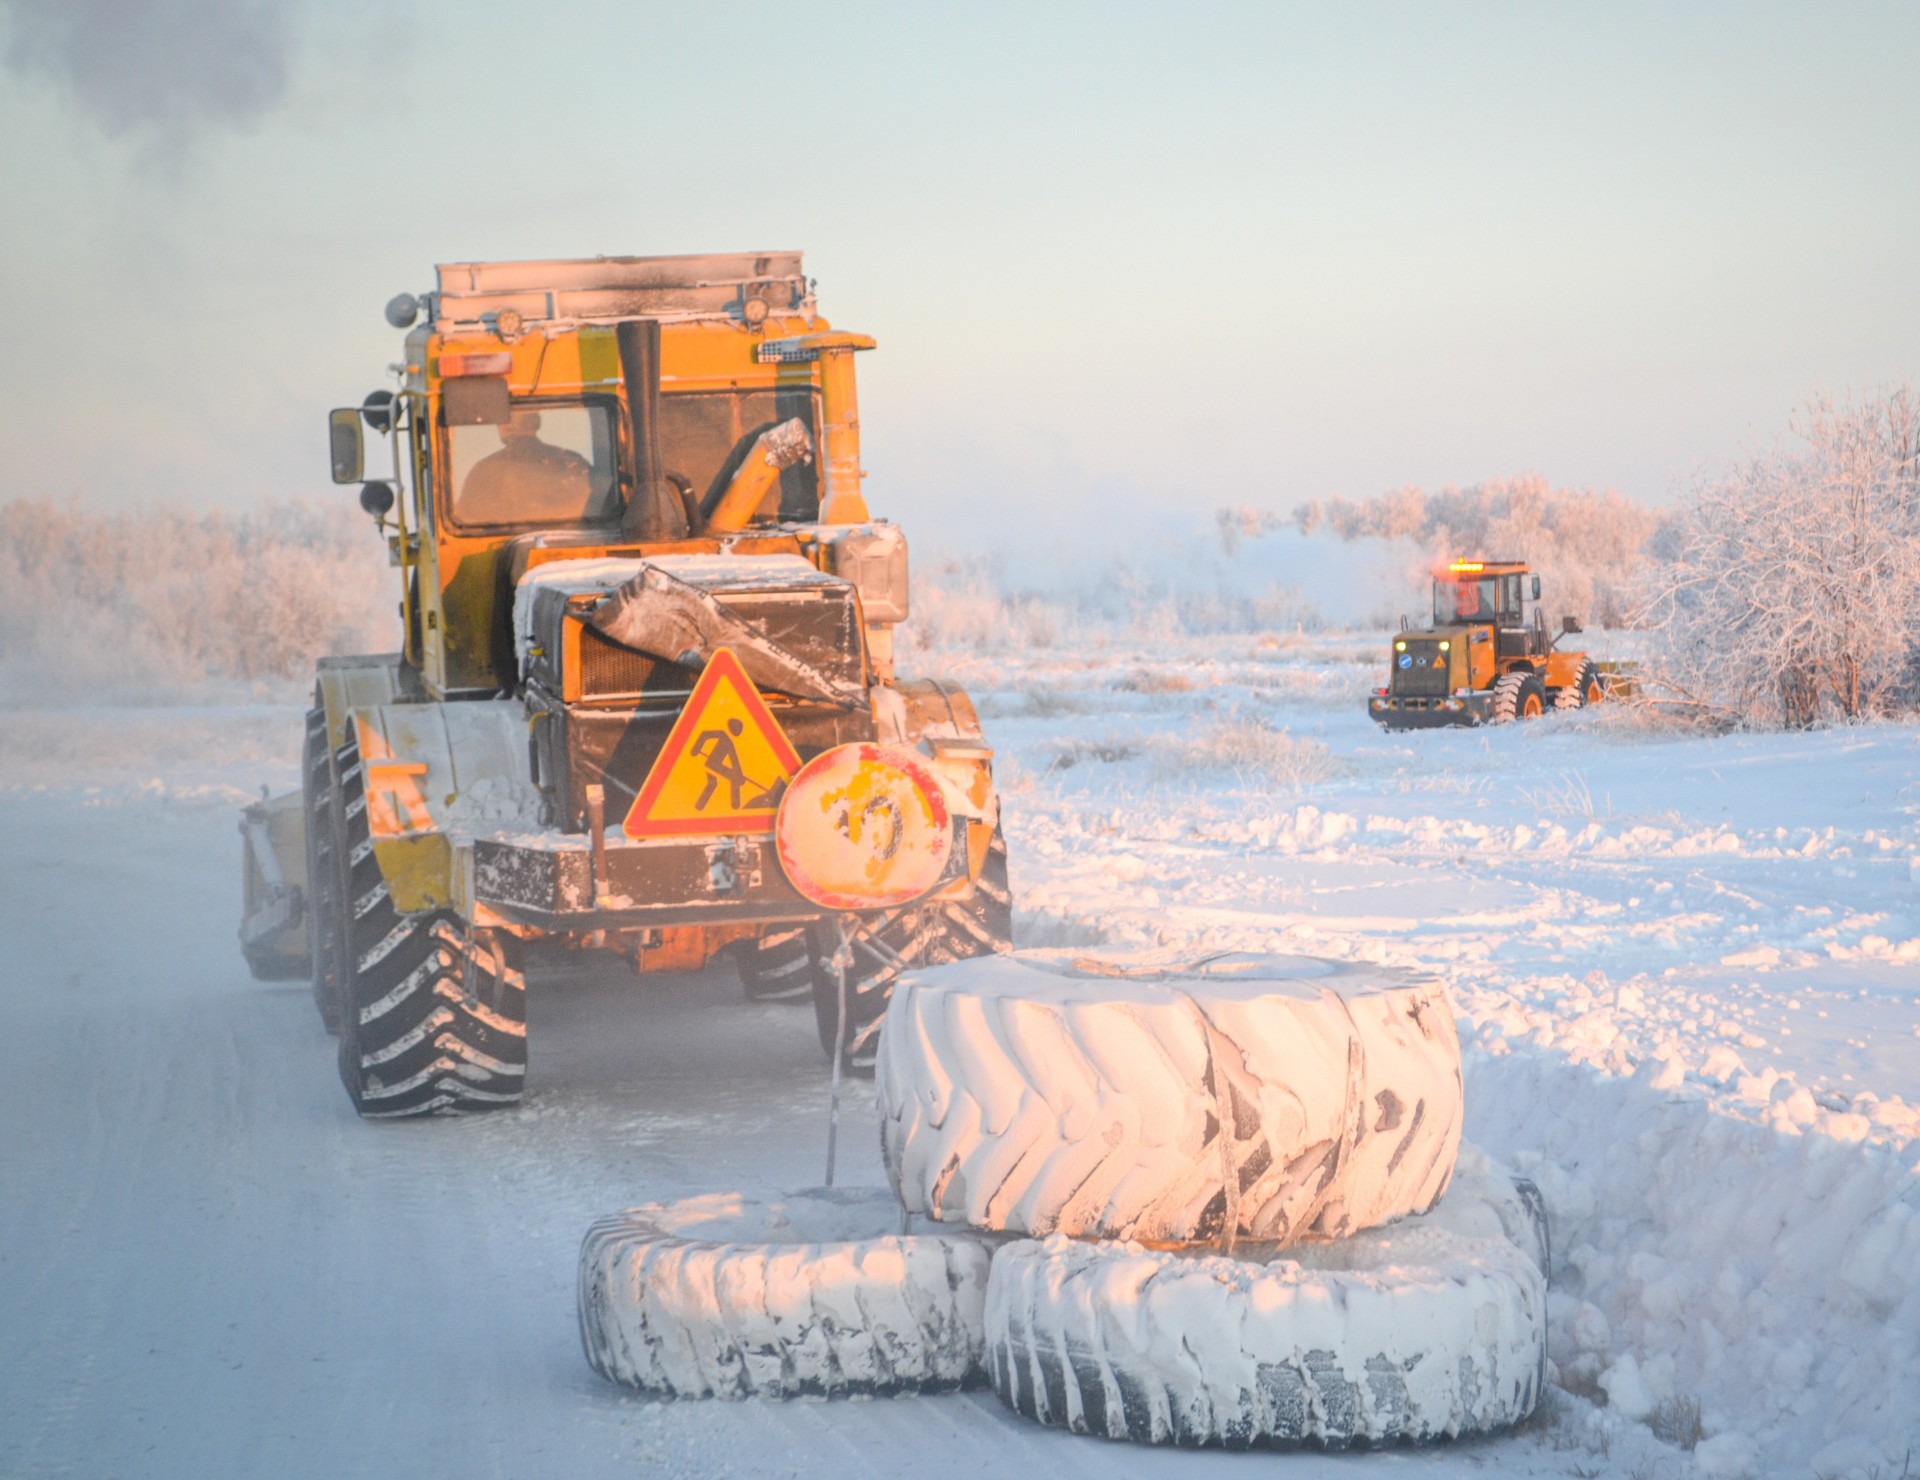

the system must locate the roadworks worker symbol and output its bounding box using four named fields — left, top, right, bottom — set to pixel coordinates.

left=622, top=648, right=802, bottom=838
